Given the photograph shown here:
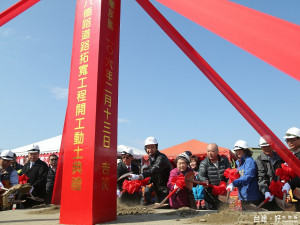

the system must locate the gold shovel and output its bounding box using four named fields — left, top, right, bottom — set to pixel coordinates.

left=275, top=190, right=296, bottom=211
